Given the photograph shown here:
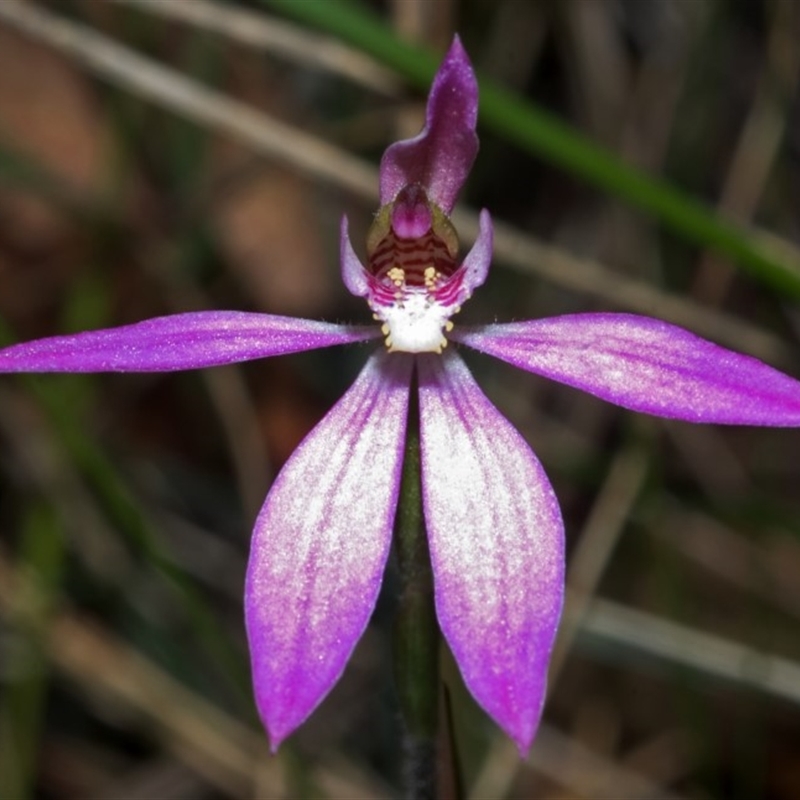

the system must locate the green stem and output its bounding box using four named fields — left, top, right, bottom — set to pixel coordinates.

left=393, top=387, right=439, bottom=800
